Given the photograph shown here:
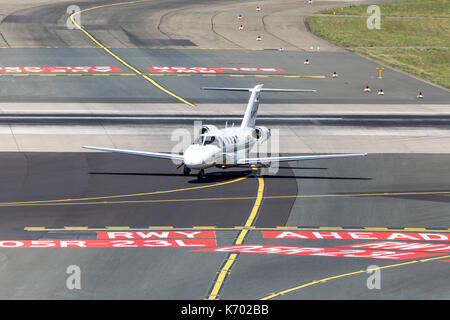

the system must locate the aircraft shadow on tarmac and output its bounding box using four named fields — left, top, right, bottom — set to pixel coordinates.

left=88, top=171, right=372, bottom=182
left=278, top=166, right=328, bottom=170
left=88, top=170, right=253, bottom=183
